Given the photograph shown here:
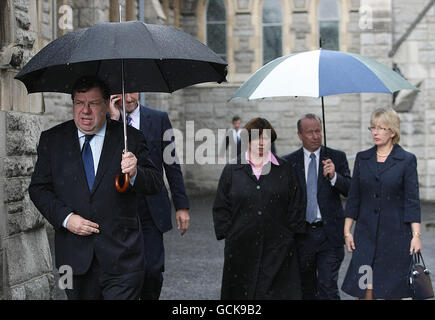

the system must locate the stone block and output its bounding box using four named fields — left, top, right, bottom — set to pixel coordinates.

left=6, top=113, right=43, bottom=156
left=0, top=249, right=3, bottom=299
left=360, top=33, right=375, bottom=45
left=371, top=20, right=392, bottom=33
left=5, top=227, right=53, bottom=287
left=8, top=197, right=46, bottom=236
left=10, top=273, right=54, bottom=300
left=236, top=14, right=251, bottom=27
left=3, top=156, right=34, bottom=178
left=14, top=0, right=29, bottom=12
left=15, top=28, right=36, bottom=49
left=15, top=8, right=31, bottom=29
left=3, top=178, right=25, bottom=203
left=233, top=27, right=254, bottom=37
